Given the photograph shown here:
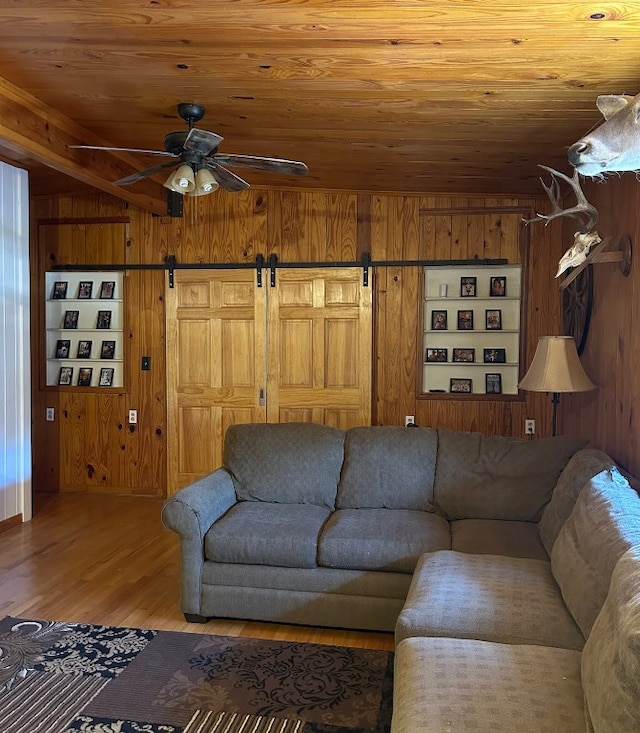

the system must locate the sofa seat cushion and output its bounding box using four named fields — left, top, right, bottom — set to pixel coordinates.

left=318, top=508, right=450, bottom=573
left=551, top=468, right=640, bottom=637
left=451, top=518, right=548, bottom=560
left=538, top=448, right=616, bottom=554
left=582, top=546, right=640, bottom=733
left=337, top=426, right=438, bottom=510
left=395, top=550, right=584, bottom=649
left=391, top=636, right=585, bottom=733
left=204, top=501, right=331, bottom=568
left=223, top=422, right=345, bottom=507
left=433, top=429, right=587, bottom=520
